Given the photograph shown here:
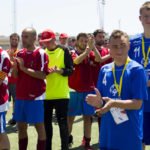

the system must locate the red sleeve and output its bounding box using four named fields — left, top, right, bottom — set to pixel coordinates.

left=2, top=58, right=11, bottom=74
left=43, top=53, right=49, bottom=75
